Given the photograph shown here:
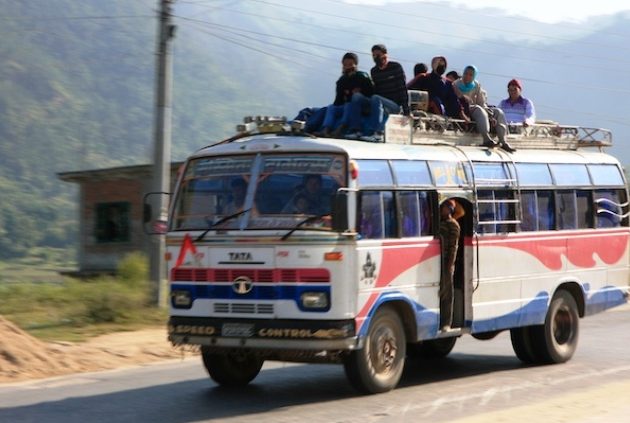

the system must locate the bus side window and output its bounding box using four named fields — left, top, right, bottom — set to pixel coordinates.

left=382, top=192, right=396, bottom=238
left=520, top=191, right=537, bottom=231
left=359, top=192, right=383, bottom=239
left=595, top=189, right=622, bottom=228
left=418, top=191, right=432, bottom=236
left=537, top=190, right=555, bottom=230
left=398, top=191, right=420, bottom=237
left=557, top=190, right=577, bottom=230
left=496, top=190, right=516, bottom=233
left=477, top=190, right=495, bottom=234
left=576, top=190, right=593, bottom=229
